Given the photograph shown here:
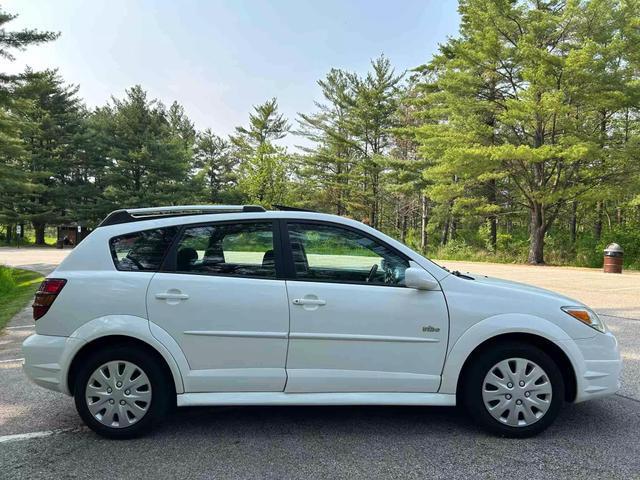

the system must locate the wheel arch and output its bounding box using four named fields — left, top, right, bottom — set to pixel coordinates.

left=453, top=332, right=577, bottom=403
left=67, top=335, right=180, bottom=397
left=440, top=314, right=579, bottom=403
left=65, top=315, right=185, bottom=395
